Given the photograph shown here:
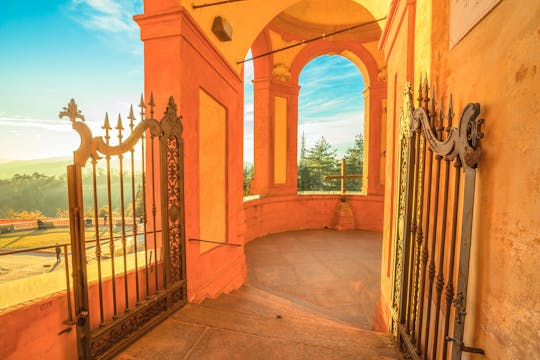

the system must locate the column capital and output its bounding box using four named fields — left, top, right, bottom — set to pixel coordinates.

left=252, top=78, right=300, bottom=95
